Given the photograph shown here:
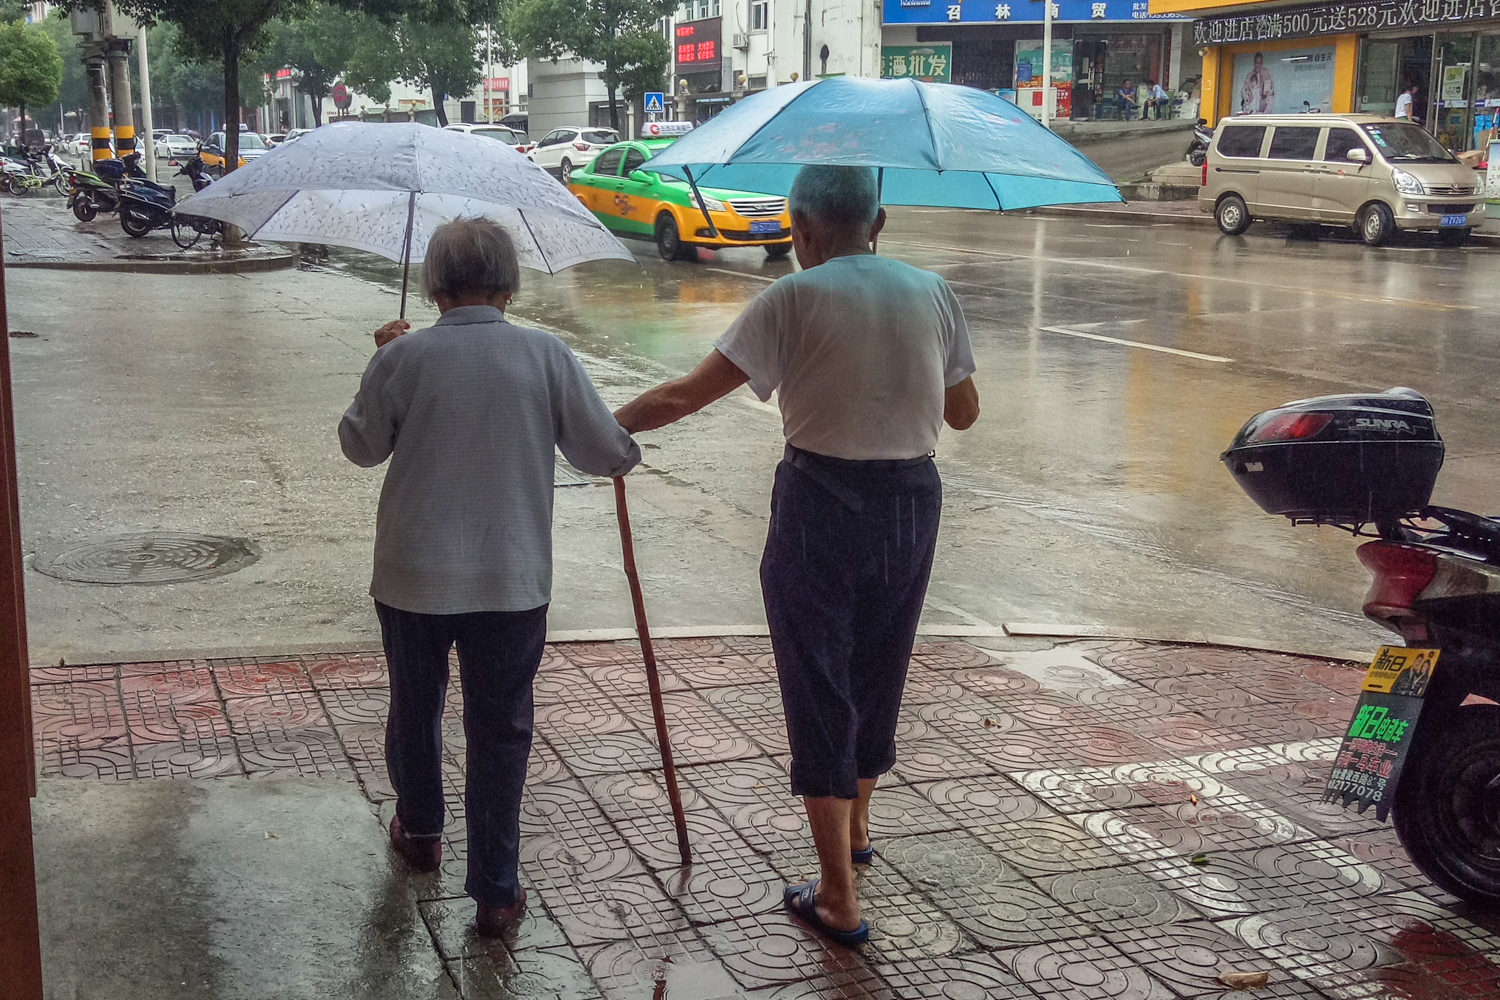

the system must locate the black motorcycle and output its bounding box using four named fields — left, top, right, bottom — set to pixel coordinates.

left=1186, top=118, right=1214, bottom=167
left=115, top=153, right=180, bottom=238
left=1224, top=388, right=1500, bottom=907
left=67, top=153, right=146, bottom=221
left=169, top=156, right=222, bottom=249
